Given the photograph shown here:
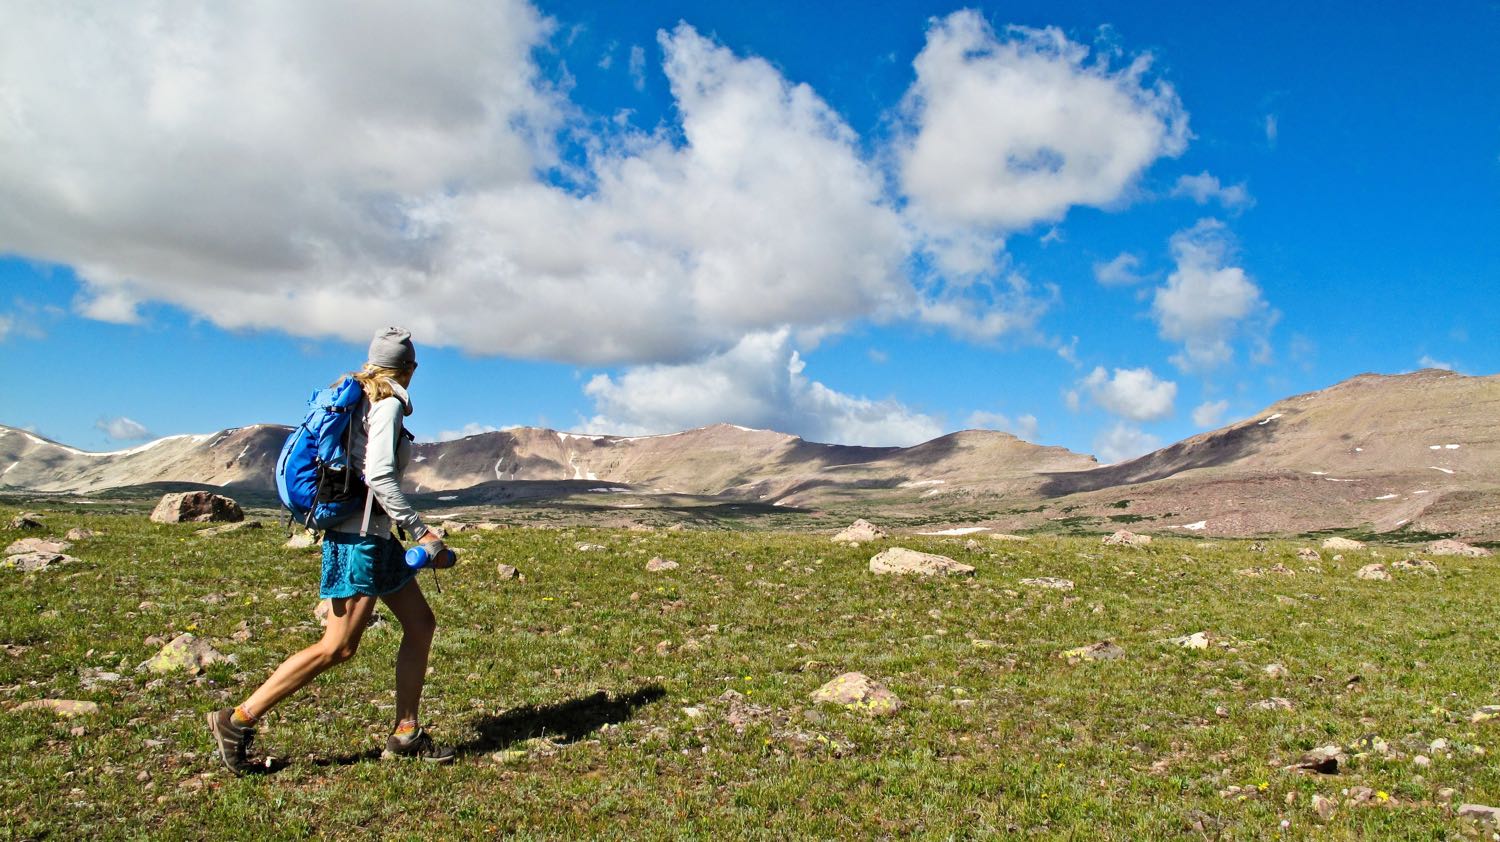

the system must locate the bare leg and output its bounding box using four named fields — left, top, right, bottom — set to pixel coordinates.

left=379, top=578, right=437, bottom=725
left=240, top=594, right=379, bottom=717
